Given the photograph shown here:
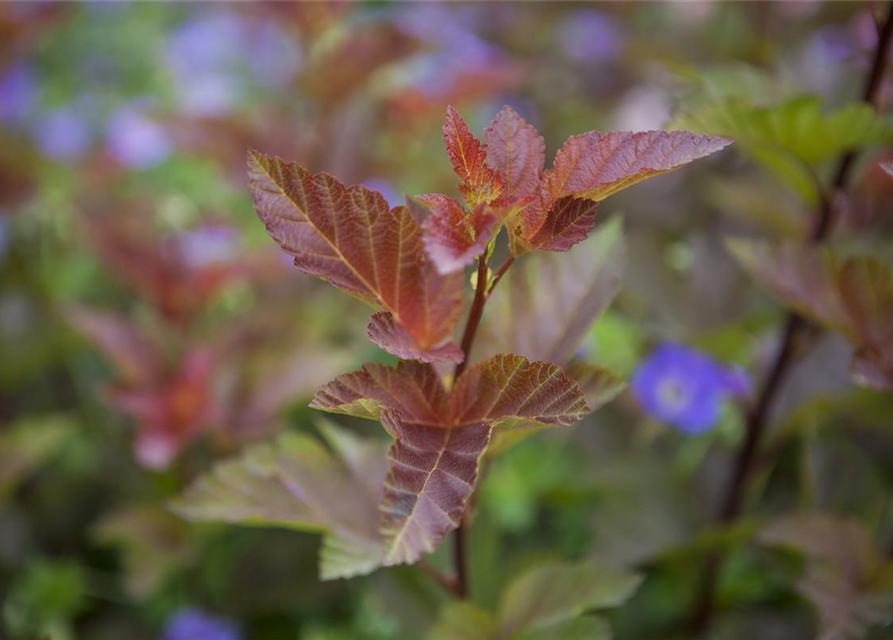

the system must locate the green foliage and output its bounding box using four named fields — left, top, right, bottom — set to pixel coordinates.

left=428, top=559, right=640, bottom=640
